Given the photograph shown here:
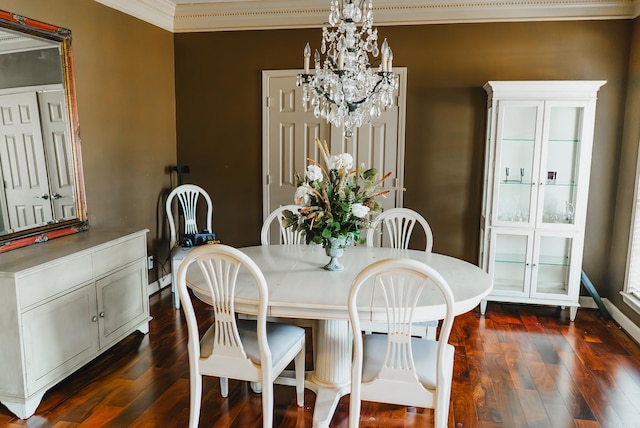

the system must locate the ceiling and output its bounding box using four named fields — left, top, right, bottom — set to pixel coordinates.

left=95, top=0, right=640, bottom=33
